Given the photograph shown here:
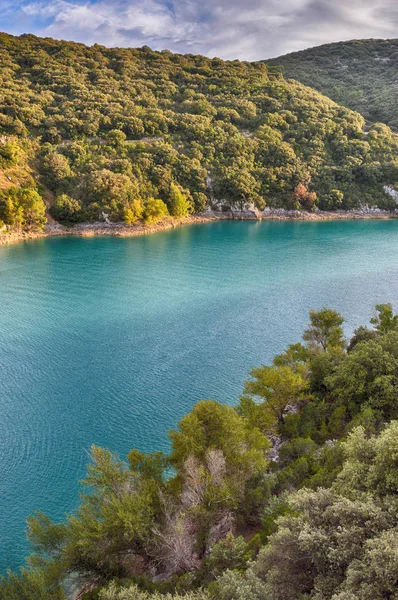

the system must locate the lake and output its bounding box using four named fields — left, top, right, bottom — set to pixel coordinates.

left=1, top=219, right=398, bottom=573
